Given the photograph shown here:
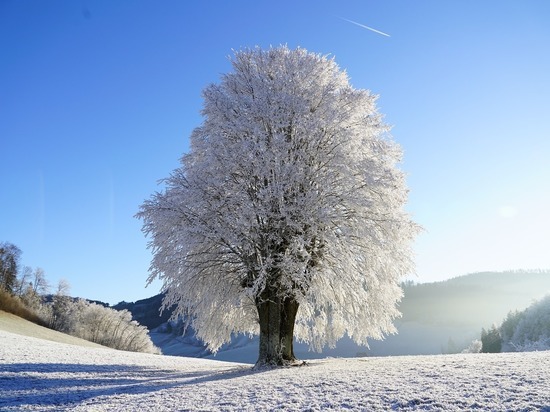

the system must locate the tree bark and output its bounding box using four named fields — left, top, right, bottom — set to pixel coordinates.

left=255, top=288, right=299, bottom=367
